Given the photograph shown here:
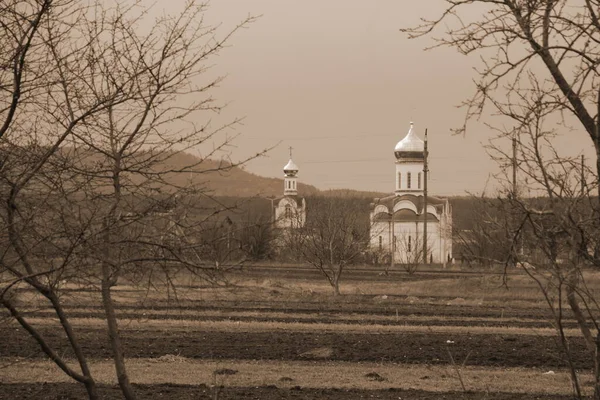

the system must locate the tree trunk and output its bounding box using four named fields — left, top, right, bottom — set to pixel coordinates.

left=3, top=297, right=99, bottom=400
left=596, top=143, right=600, bottom=205
left=332, top=278, right=340, bottom=296
left=594, top=332, right=600, bottom=400
left=48, top=294, right=100, bottom=400
left=565, top=270, right=595, bottom=351
left=101, top=274, right=137, bottom=400
left=565, top=269, right=599, bottom=400
left=331, top=269, right=341, bottom=296
left=101, top=221, right=136, bottom=400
